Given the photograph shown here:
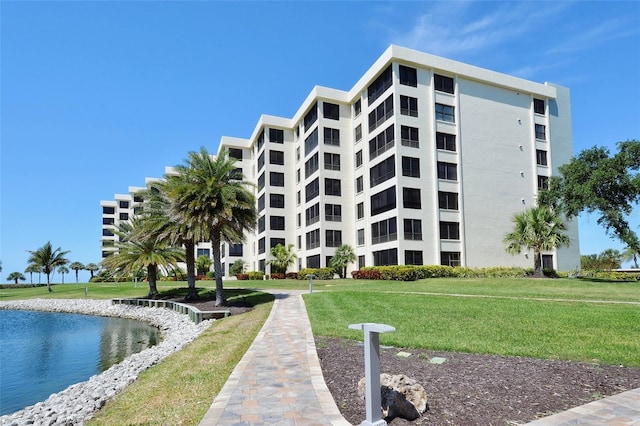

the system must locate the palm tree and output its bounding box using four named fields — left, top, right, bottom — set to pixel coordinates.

left=27, top=242, right=70, bottom=292
left=7, top=272, right=26, bottom=285
left=58, top=265, right=70, bottom=284
left=85, top=263, right=100, bottom=280
left=69, top=262, right=85, bottom=284
left=25, top=263, right=41, bottom=285
left=329, top=244, right=357, bottom=278
left=621, top=246, right=639, bottom=269
left=171, top=148, right=257, bottom=306
left=267, top=243, right=297, bottom=275
left=504, top=206, right=570, bottom=277
left=101, top=218, right=185, bottom=298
